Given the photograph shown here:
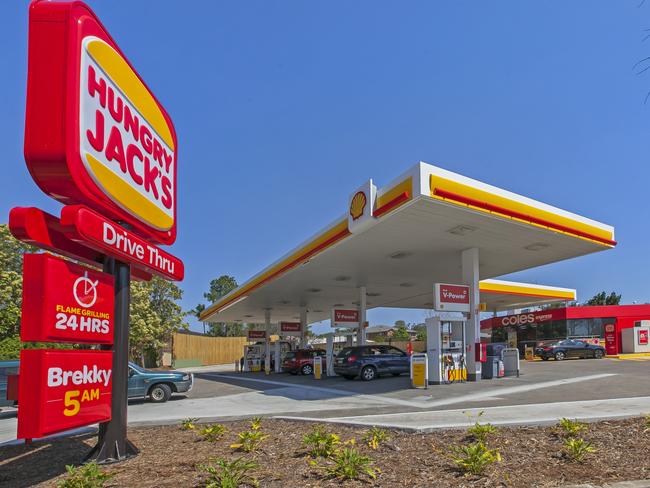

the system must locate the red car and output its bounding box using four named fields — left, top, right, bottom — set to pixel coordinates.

left=282, top=349, right=327, bottom=375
